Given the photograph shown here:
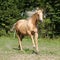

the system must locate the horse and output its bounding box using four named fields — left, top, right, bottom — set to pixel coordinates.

left=11, top=9, right=43, bottom=53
